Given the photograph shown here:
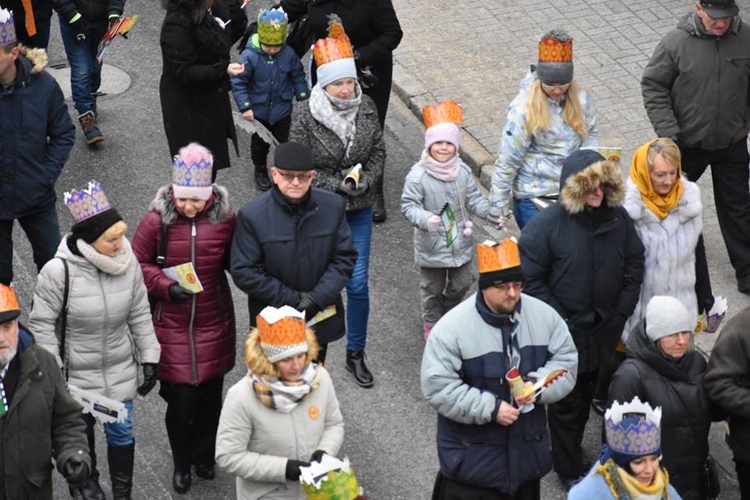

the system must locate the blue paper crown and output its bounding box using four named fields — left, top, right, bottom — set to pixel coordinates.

left=172, top=156, right=213, bottom=188
left=605, top=396, right=662, bottom=457
left=64, top=180, right=112, bottom=223
left=0, top=8, right=17, bottom=45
